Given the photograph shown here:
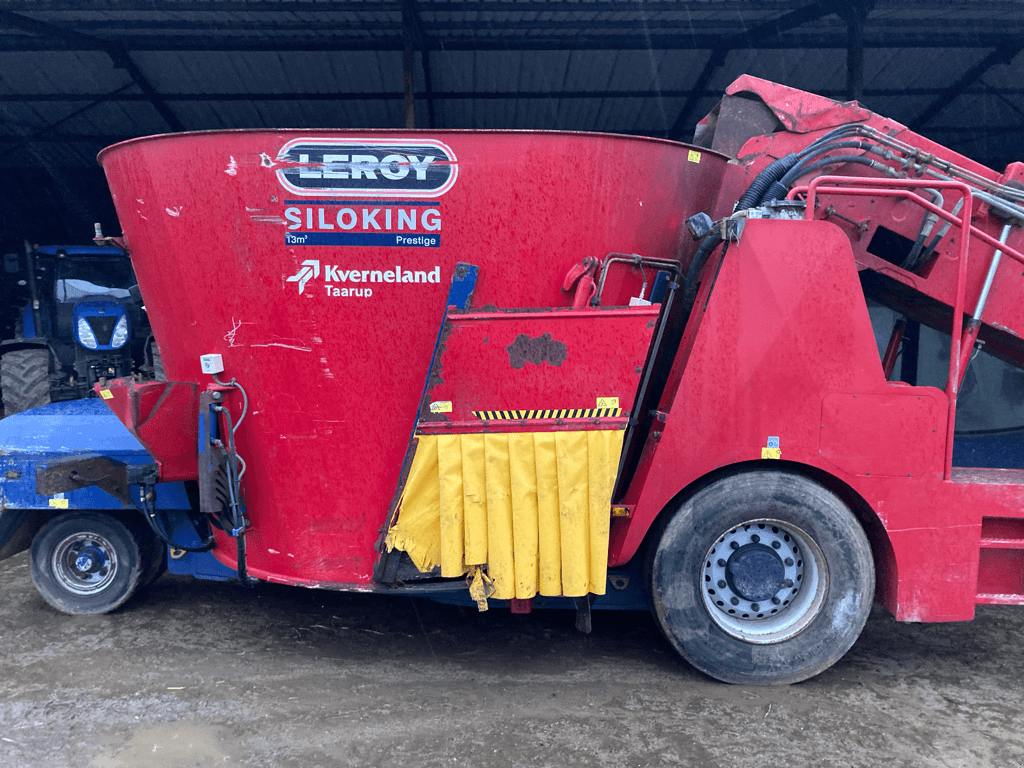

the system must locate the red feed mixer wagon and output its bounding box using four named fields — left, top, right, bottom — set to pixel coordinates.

left=5, top=75, right=1024, bottom=684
